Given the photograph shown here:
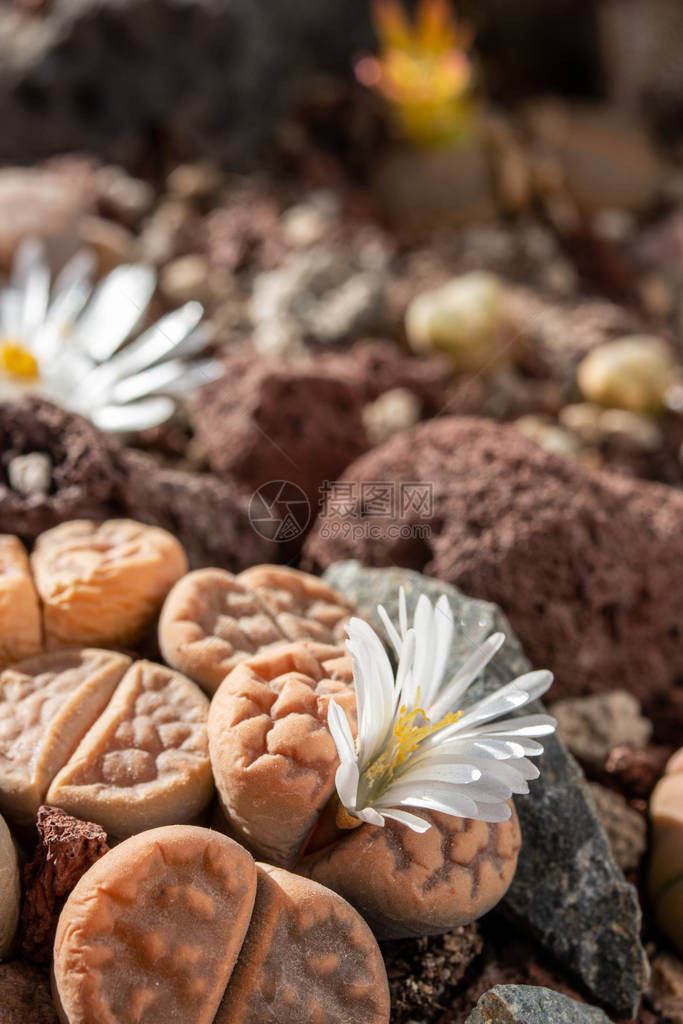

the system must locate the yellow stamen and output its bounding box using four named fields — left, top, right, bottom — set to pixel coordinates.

left=1, top=341, right=39, bottom=379
left=367, top=699, right=463, bottom=783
